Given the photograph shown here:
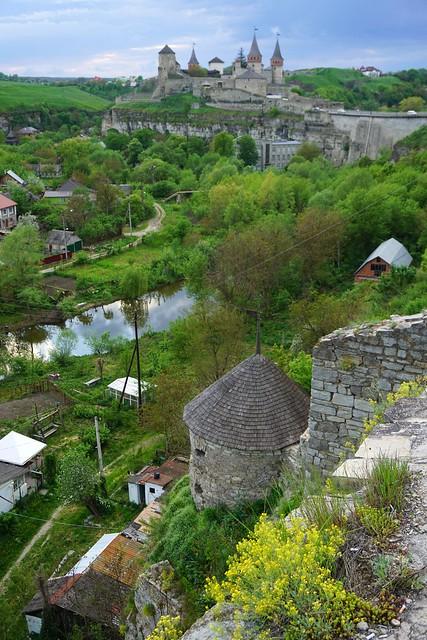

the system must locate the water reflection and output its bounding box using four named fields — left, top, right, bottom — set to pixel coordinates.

left=6, top=285, right=194, bottom=360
